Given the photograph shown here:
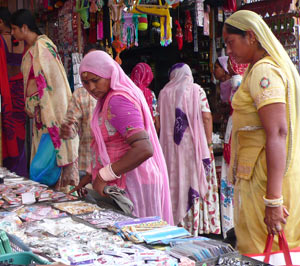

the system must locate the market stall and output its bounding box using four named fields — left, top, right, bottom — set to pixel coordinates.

left=0, top=167, right=270, bottom=266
